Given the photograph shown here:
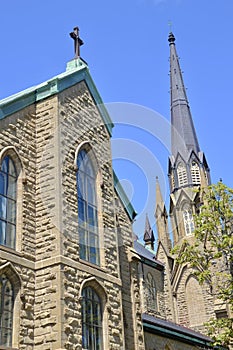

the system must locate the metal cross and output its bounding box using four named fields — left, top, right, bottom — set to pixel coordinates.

left=168, top=20, right=173, bottom=32
left=69, top=26, right=84, bottom=58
